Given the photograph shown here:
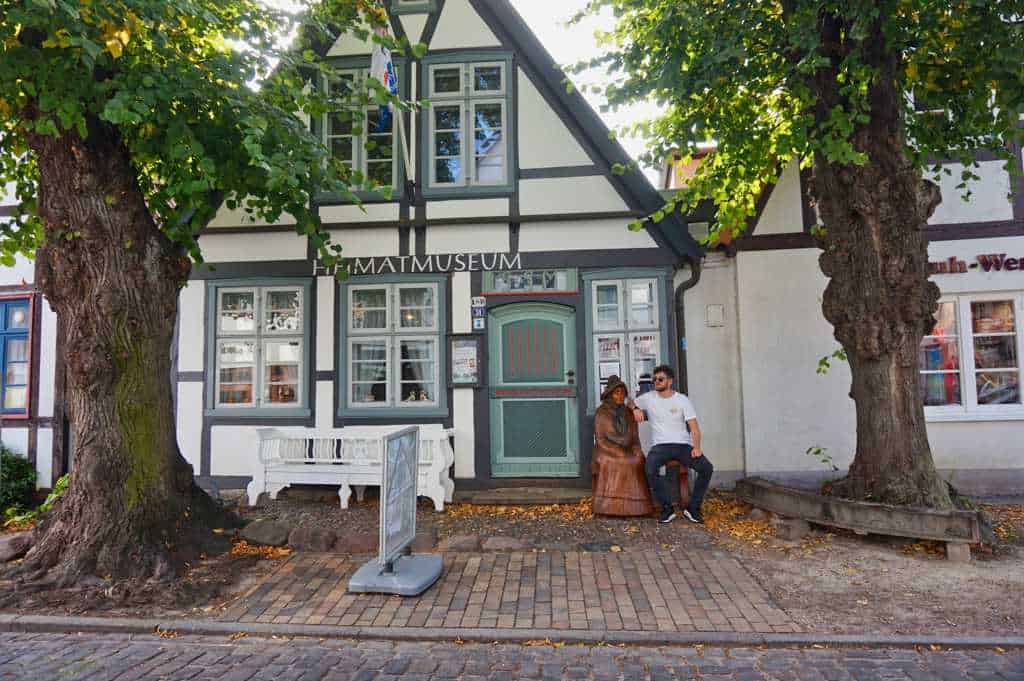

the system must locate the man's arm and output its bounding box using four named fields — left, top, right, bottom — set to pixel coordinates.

left=630, top=394, right=647, bottom=423
left=688, top=418, right=702, bottom=457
